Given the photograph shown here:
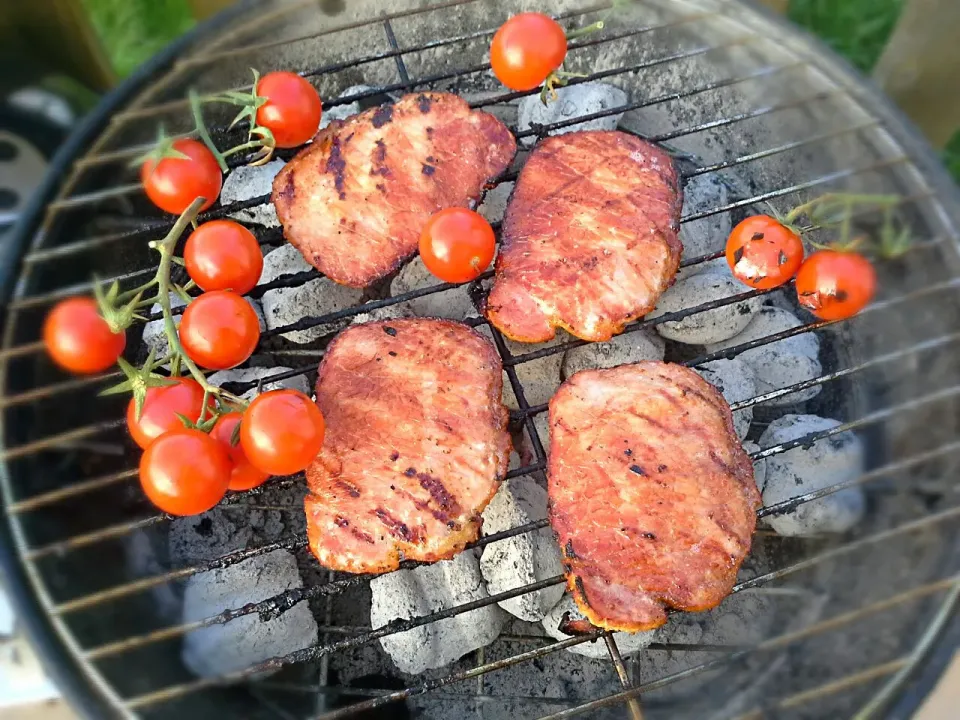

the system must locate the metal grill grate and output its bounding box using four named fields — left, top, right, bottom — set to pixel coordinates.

left=2, top=0, right=960, bottom=718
